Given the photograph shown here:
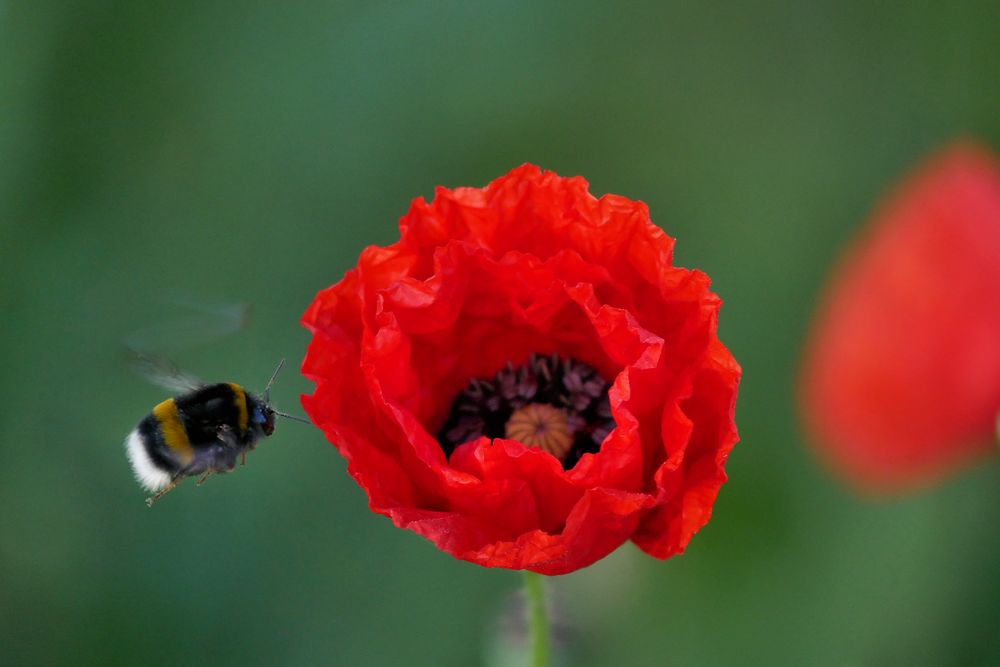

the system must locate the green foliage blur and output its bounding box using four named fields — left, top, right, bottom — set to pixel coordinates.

left=2, top=2, right=998, bottom=665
